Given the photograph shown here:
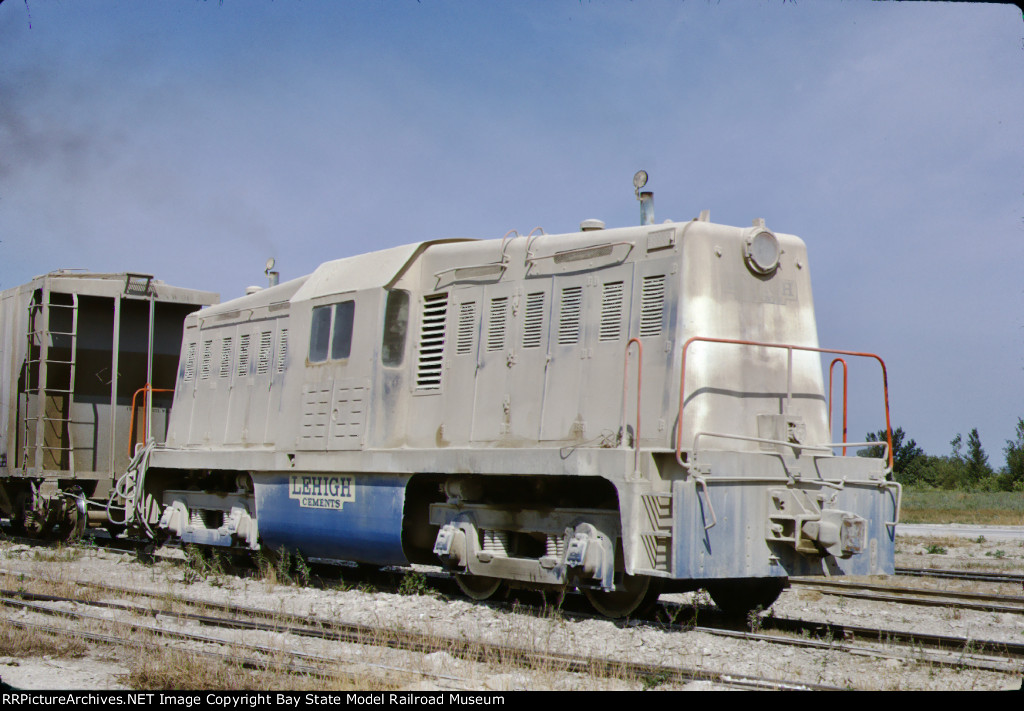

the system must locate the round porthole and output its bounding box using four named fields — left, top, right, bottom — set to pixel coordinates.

left=744, top=230, right=781, bottom=275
